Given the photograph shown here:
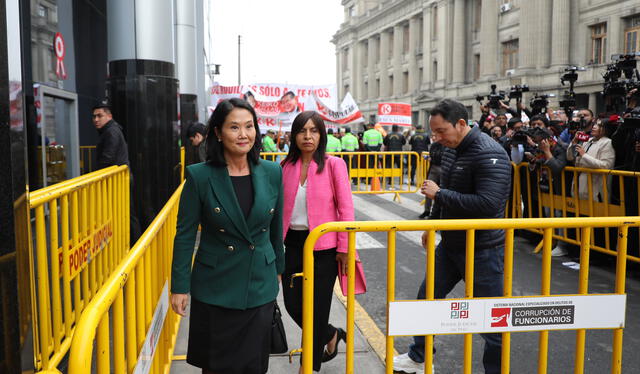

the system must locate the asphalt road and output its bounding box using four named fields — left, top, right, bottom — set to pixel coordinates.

left=350, top=191, right=640, bottom=374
